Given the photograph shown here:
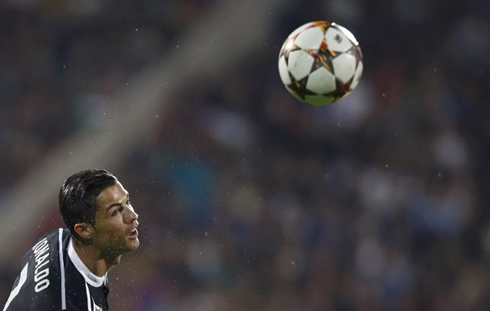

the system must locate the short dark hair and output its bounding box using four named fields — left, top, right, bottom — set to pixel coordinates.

left=59, top=169, right=117, bottom=239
